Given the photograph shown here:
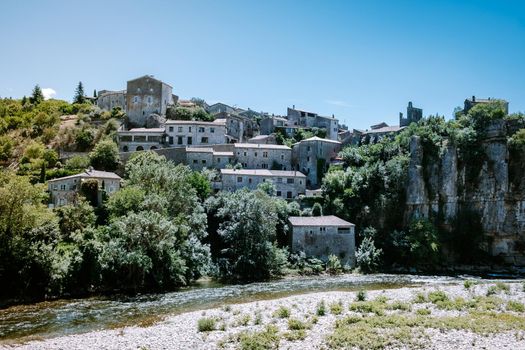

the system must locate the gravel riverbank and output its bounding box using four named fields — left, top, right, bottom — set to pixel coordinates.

left=3, top=281, right=525, bottom=350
